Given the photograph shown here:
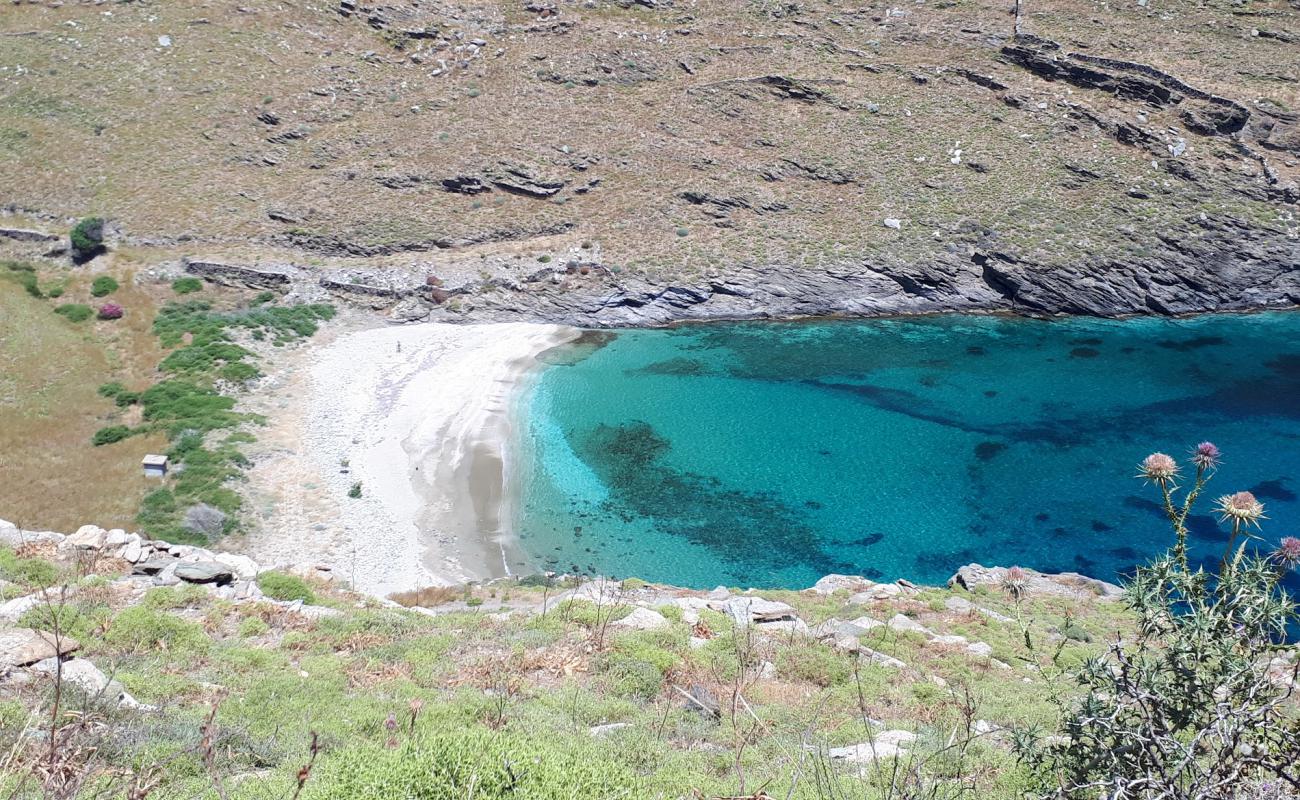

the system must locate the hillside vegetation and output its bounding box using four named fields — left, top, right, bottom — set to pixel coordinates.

left=1, top=0, right=1297, bottom=324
